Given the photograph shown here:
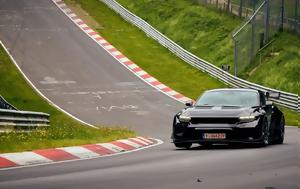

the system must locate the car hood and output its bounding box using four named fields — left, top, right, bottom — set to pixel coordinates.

left=182, top=106, right=255, bottom=118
